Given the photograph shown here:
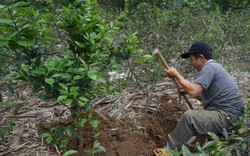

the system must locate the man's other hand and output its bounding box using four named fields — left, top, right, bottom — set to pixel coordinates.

left=164, top=67, right=179, bottom=78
